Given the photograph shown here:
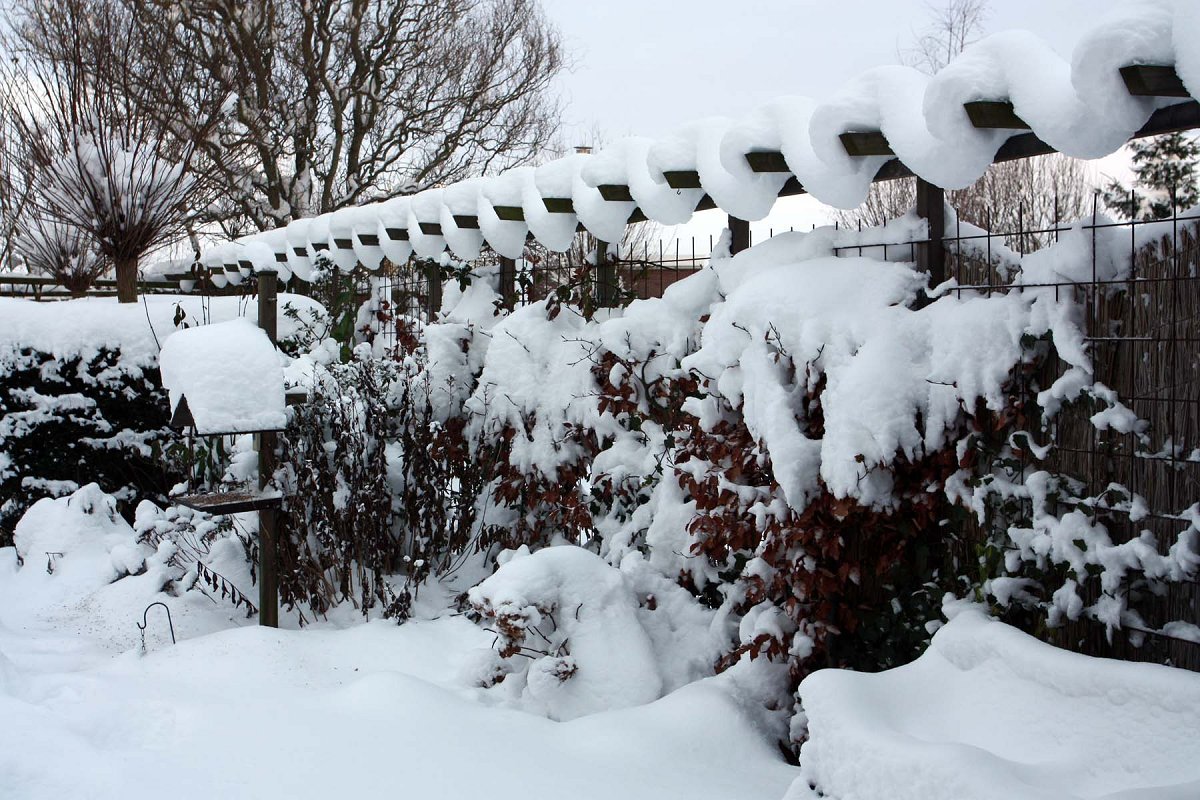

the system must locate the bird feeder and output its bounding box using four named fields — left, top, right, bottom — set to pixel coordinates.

left=158, top=277, right=287, bottom=627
